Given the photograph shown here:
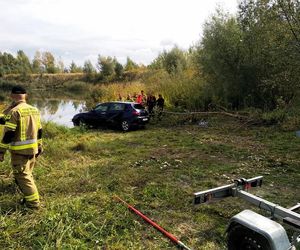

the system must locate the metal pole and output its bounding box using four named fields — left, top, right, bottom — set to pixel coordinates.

left=115, top=196, right=192, bottom=250
left=236, top=190, right=300, bottom=221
